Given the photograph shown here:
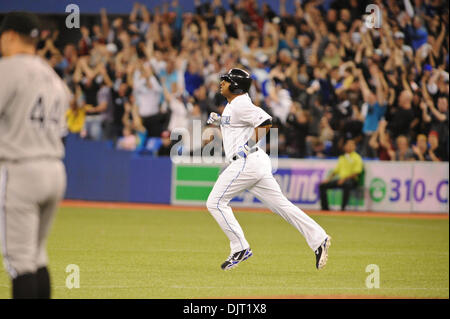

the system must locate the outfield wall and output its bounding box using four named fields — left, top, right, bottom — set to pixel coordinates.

left=64, top=135, right=449, bottom=213
left=64, top=134, right=172, bottom=204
